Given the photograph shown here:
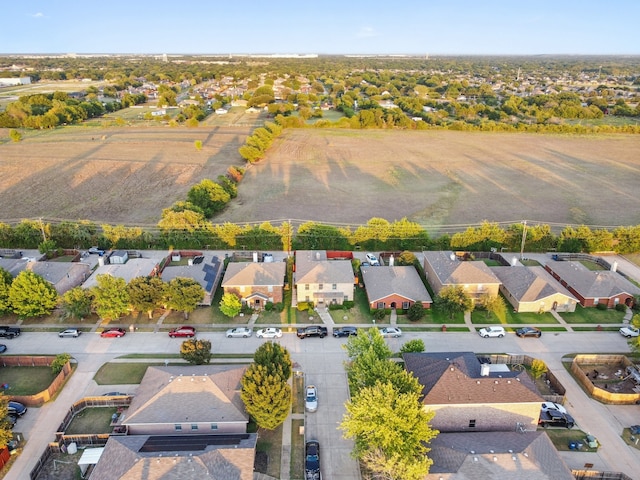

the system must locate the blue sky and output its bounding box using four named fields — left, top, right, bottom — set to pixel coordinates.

left=2, top=1, right=639, bottom=55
